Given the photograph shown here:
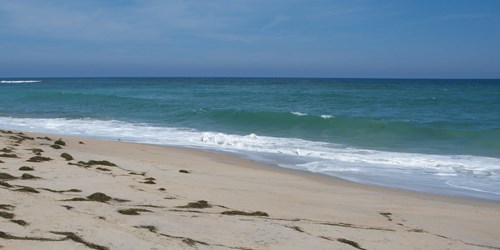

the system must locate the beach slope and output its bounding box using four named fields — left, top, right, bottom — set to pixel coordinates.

left=0, top=130, right=499, bottom=250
